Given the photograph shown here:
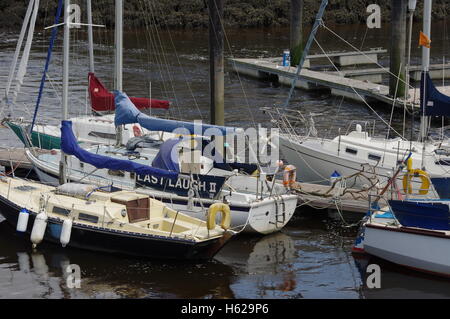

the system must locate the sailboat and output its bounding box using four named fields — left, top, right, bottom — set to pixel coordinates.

left=0, top=0, right=237, bottom=260
left=0, top=176, right=235, bottom=260
left=273, top=0, right=450, bottom=195
left=353, top=0, right=450, bottom=277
